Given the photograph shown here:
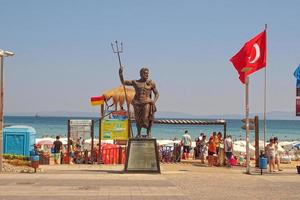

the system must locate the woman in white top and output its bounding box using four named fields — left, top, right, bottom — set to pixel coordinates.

left=274, top=137, right=283, bottom=171
left=268, top=138, right=276, bottom=173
